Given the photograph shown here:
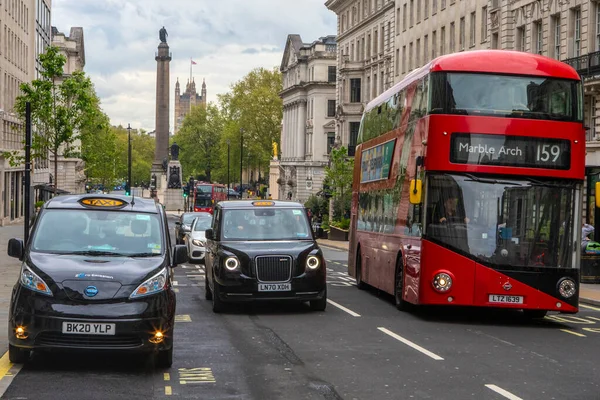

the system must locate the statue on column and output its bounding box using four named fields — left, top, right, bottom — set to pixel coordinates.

left=170, top=142, right=180, bottom=161
left=159, top=26, right=168, bottom=43
left=272, top=142, right=278, bottom=160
